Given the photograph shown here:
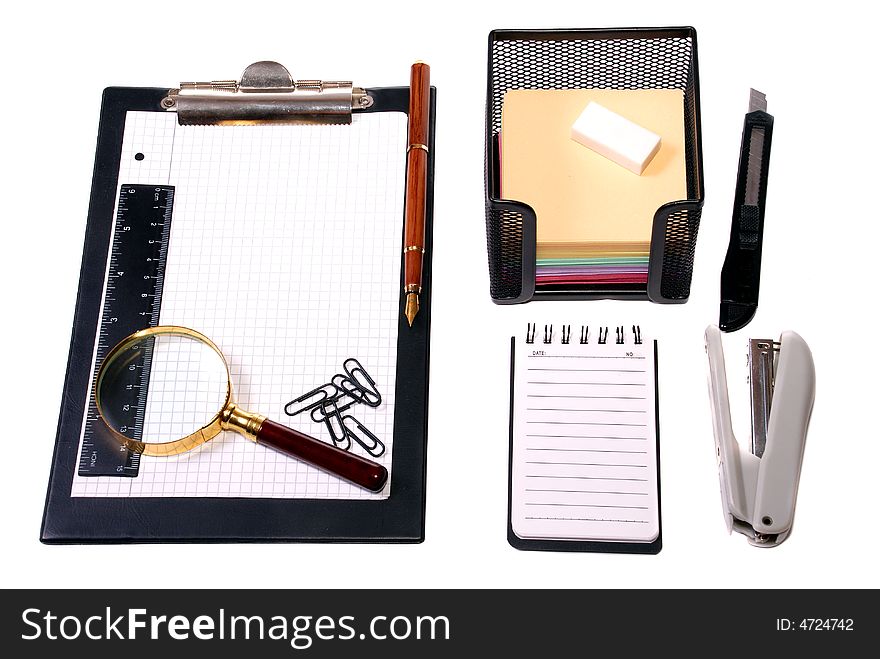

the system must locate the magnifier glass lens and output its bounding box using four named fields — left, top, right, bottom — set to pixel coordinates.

left=96, top=333, right=230, bottom=445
